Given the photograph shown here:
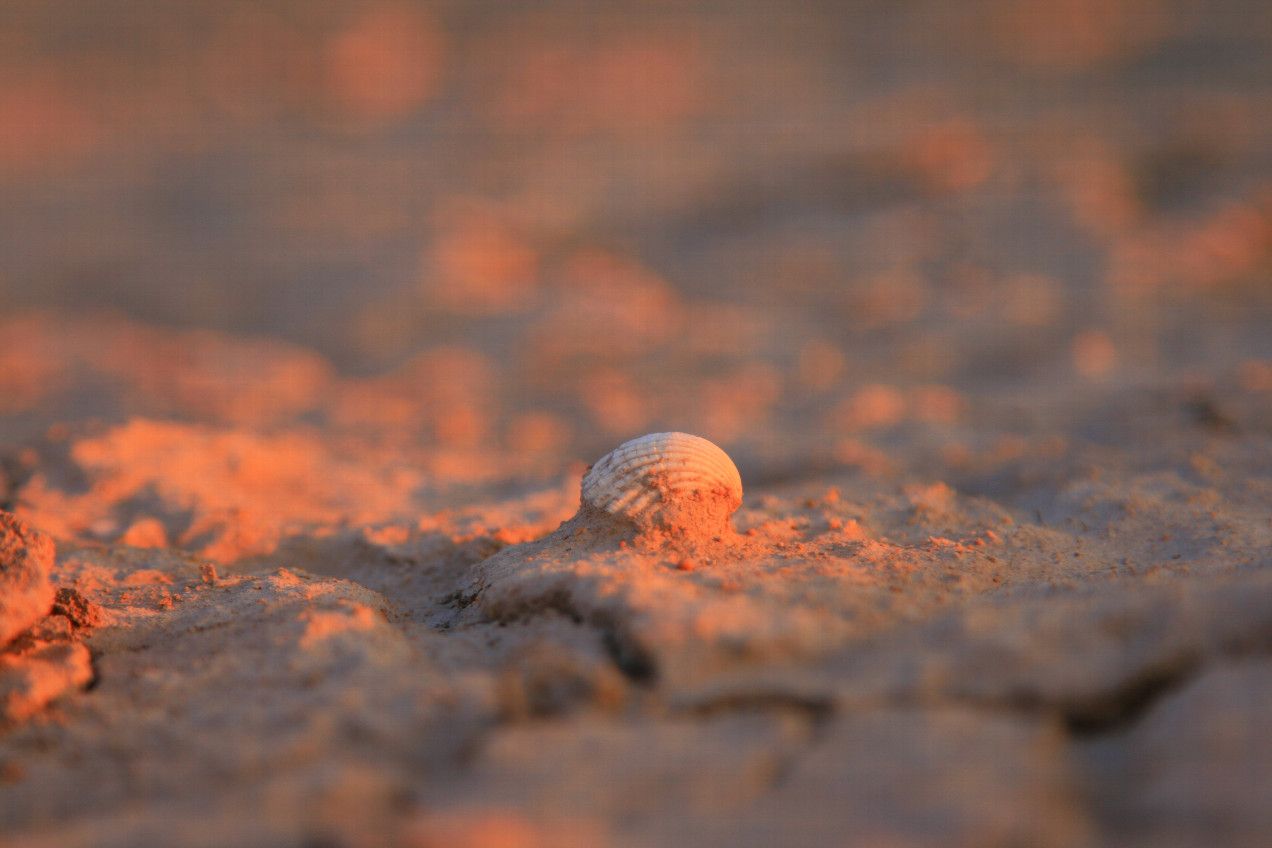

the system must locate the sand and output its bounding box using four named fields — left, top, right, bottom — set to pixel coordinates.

left=2, top=1, right=1272, bottom=846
